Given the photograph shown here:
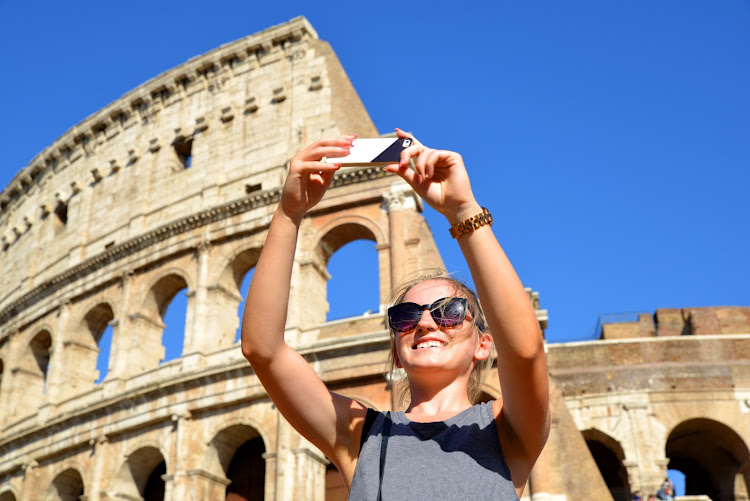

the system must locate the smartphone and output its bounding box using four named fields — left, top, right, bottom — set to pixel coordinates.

left=324, top=137, right=413, bottom=166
